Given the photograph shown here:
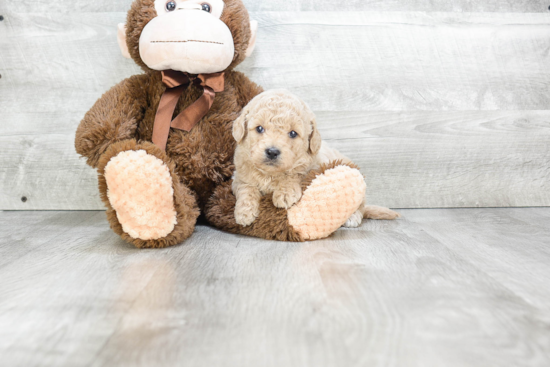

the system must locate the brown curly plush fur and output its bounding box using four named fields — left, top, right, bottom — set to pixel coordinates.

left=205, top=181, right=304, bottom=242
left=76, top=2, right=262, bottom=204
